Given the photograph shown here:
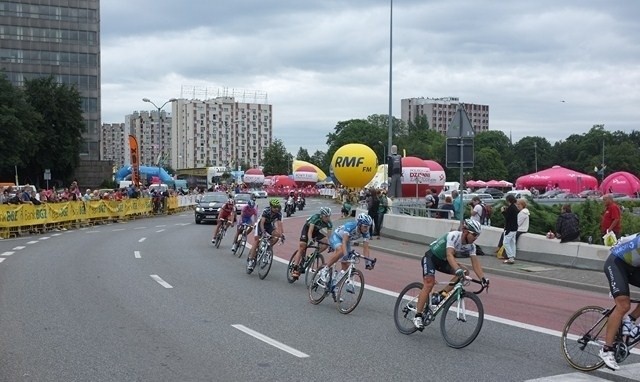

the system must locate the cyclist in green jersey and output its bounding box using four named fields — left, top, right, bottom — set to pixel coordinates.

left=290, top=207, right=333, bottom=280
left=413, top=219, right=489, bottom=329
